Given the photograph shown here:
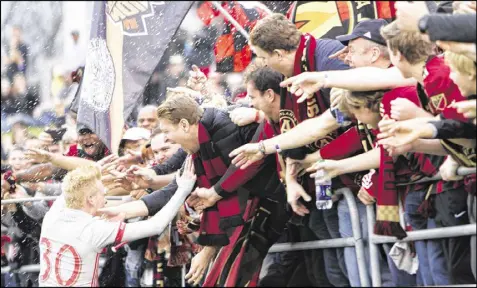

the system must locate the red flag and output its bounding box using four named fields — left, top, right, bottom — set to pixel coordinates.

left=290, top=1, right=396, bottom=39
left=197, top=1, right=269, bottom=73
